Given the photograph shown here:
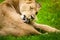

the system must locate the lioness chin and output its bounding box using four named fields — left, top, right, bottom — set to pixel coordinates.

left=0, top=0, right=60, bottom=36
